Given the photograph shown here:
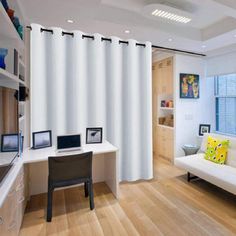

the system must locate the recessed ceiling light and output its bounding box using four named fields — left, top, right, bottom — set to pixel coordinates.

left=234, top=34, right=236, bottom=38
left=201, top=45, right=206, bottom=48
left=125, top=30, right=130, bottom=34
left=151, top=9, right=191, bottom=24
left=67, top=19, right=74, bottom=23
left=168, top=38, right=173, bottom=42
